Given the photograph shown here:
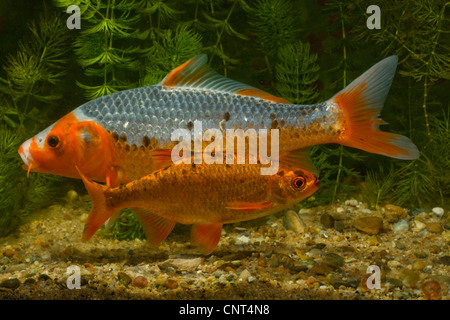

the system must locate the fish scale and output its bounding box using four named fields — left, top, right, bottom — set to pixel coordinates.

left=76, top=85, right=333, bottom=149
